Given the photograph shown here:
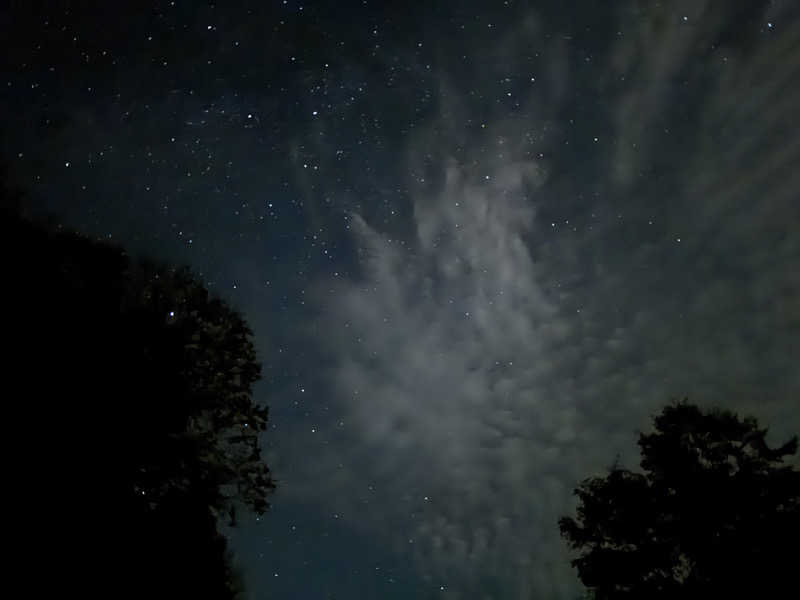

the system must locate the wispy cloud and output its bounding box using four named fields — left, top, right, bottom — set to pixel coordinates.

left=288, top=3, right=800, bottom=598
